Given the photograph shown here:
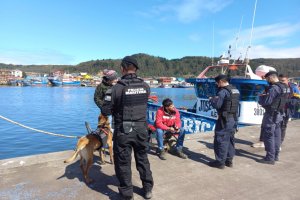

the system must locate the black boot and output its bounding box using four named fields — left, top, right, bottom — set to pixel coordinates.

left=156, top=149, right=166, bottom=160
left=225, top=160, right=233, bottom=167
left=208, top=161, right=225, bottom=169
left=119, top=194, right=134, bottom=200
left=175, top=149, right=187, bottom=159
left=144, top=190, right=152, bottom=199
left=257, top=159, right=275, bottom=165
